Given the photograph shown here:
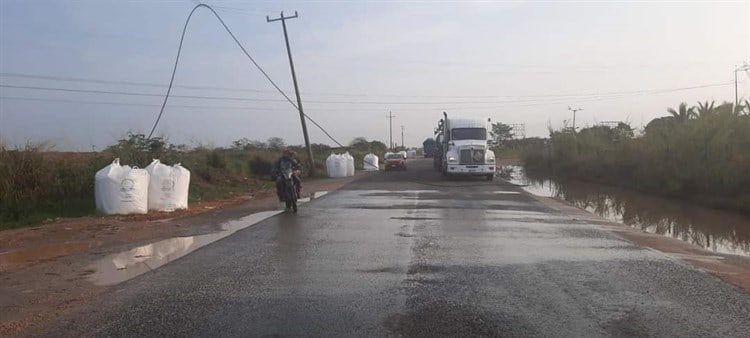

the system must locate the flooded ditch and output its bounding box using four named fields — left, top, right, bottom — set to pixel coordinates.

left=504, top=166, right=750, bottom=257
